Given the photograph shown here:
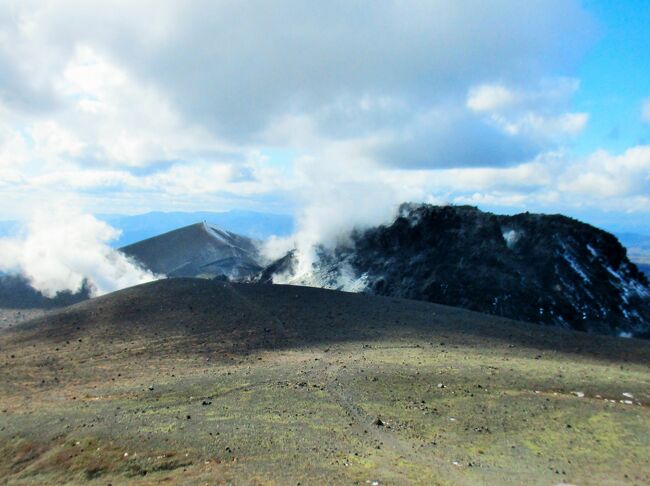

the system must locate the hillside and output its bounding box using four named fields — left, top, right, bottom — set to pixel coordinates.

left=261, top=204, right=650, bottom=337
left=120, top=222, right=262, bottom=279
left=1, top=278, right=649, bottom=484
